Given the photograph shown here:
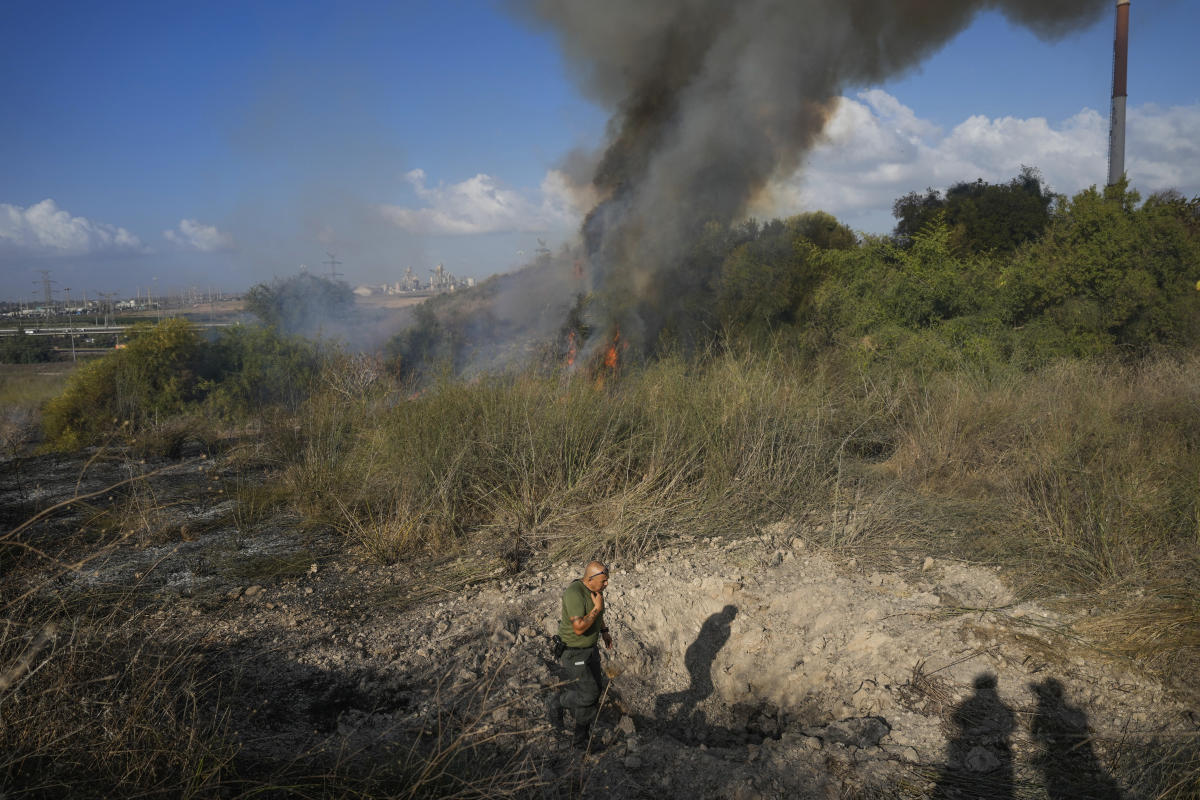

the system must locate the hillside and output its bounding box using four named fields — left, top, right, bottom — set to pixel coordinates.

left=2, top=448, right=1194, bottom=798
